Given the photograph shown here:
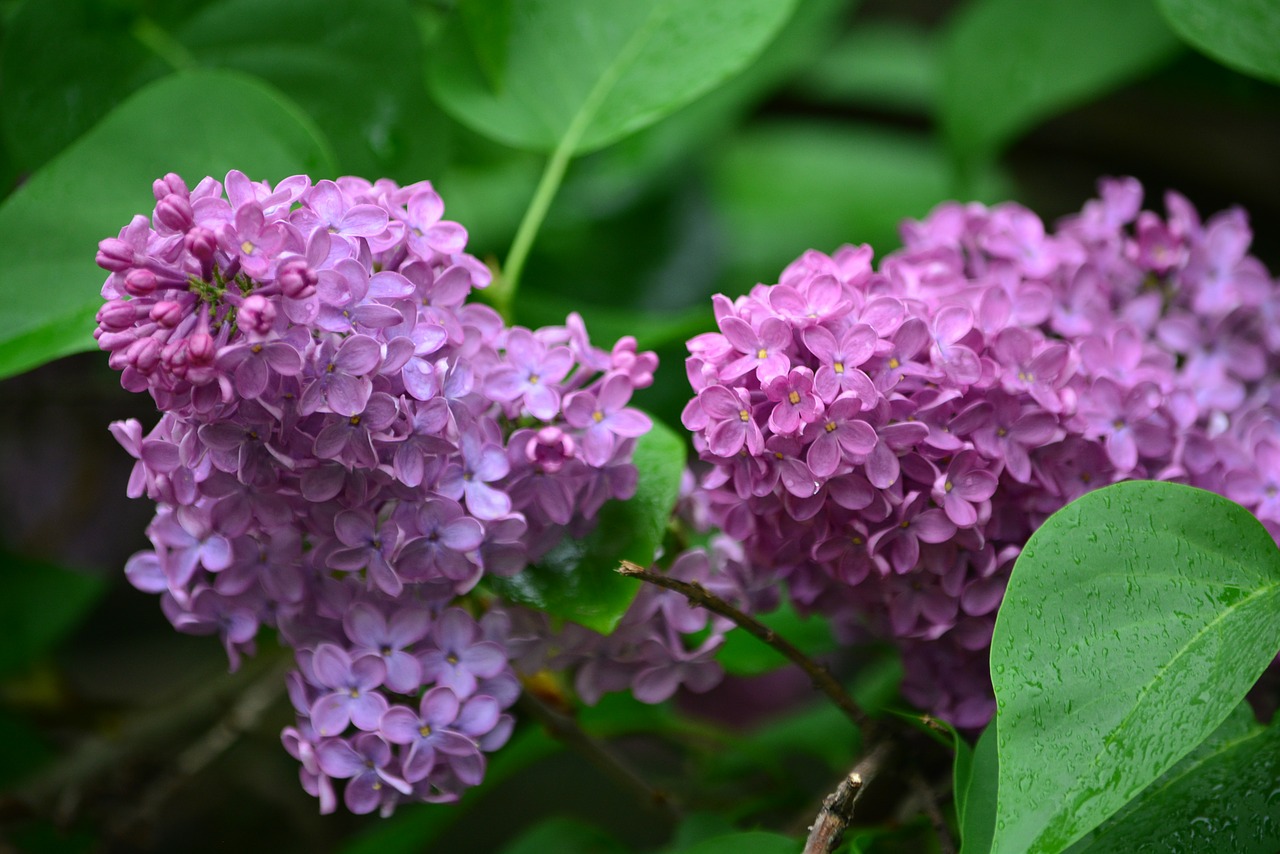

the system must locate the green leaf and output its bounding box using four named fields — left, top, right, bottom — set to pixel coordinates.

left=707, top=700, right=858, bottom=780
left=1, top=0, right=440, bottom=179
left=716, top=600, right=836, bottom=677
left=458, top=0, right=512, bottom=93
left=1156, top=0, right=1280, bottom=85
left=0, top=0, right=159, bottom=171
left=989, top=481, right=1280, bottom=853
left=939, top=0, right=1181, bottom=167
left=429, top=0, right=798, bottom=155
left=959, top=721, right=999, bottom=854
left=487, top=416, right=686, bottom=633
left=710, top=122, right=1011, bottom=292
left=175, top=0, right=447, bottom=178
left=0, top=69, right=334, bottom=380
left=1067, top=701, right=1280, bottom=854
left=948, top=722, right=975, bottom=829
left=0, top=550, right=105, bottom=677
left=794, top=21, right=938, bottom=114
left=661, top=813, right=739, bottom=854
left=676, top=831, right=798, bottom=854
left=498, top=817, right=626, bottom=854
